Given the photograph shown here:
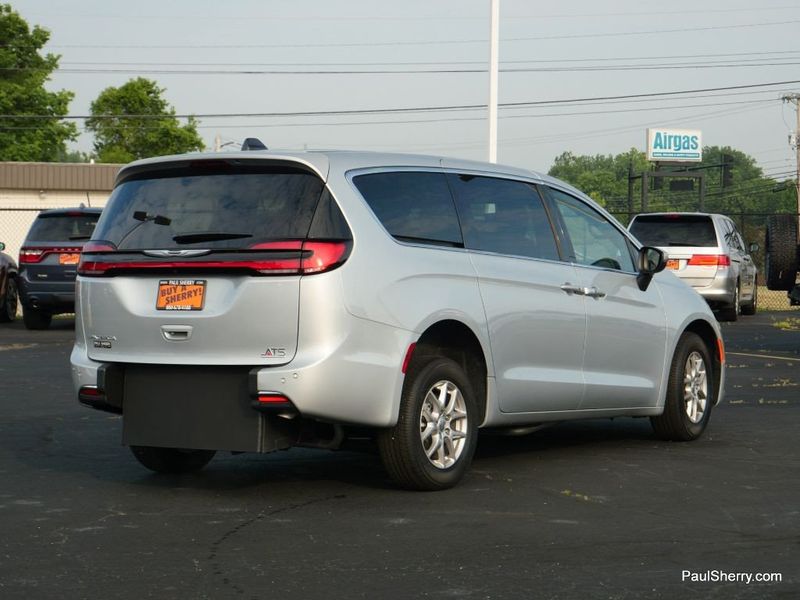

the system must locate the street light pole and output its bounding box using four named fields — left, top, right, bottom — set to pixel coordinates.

left=488, top=0, right=499, bottom=163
